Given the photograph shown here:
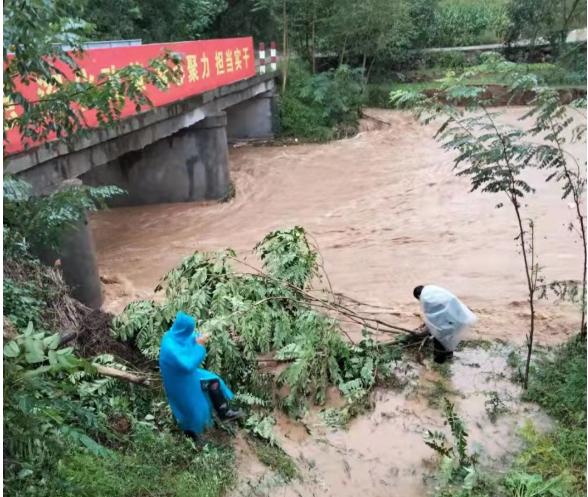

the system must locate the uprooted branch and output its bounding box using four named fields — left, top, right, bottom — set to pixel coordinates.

left=93, top=364, right=152, bottom=385
left=230, top=255, right=417, bottom=337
